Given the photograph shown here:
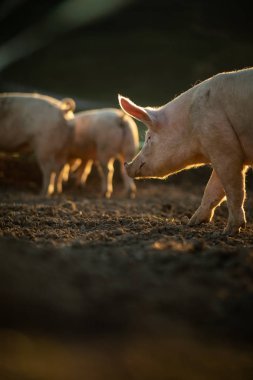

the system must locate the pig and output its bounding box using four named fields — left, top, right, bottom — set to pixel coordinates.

left=0, top=92, right=75, bottom=195
left=119, top=68, right=253, bottom=234
left=59, top=108, right=139, bottom=198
